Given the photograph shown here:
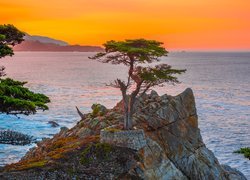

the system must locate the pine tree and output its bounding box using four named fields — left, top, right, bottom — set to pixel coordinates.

left=0, top=24, right=50, bottom=115
left=90, top=39, right=186, bottom=129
